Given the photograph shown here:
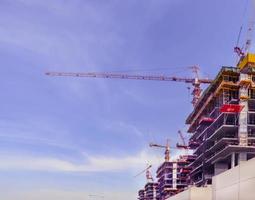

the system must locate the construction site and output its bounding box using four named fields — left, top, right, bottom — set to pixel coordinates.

left=6, top=0, right=255, bottom=200
left=42, top=2, right=255, bottom=200
left=135, top=6, right=255, bottom=199
left=136, top=52, right=255, bottom=199
left=45, top=40, right=255, bottom=199
left=46, top=53, right=255, bottom=200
